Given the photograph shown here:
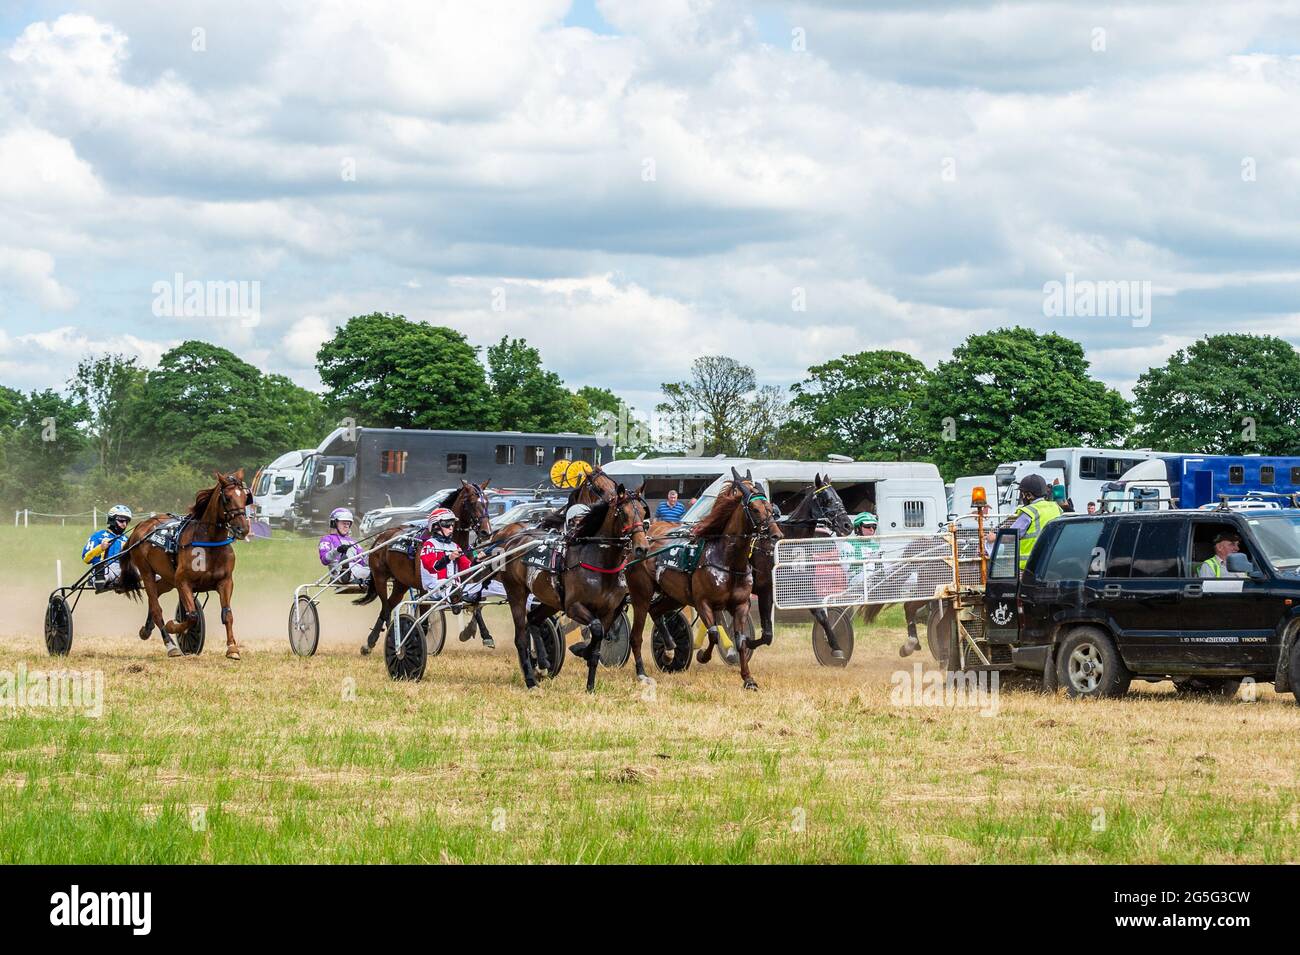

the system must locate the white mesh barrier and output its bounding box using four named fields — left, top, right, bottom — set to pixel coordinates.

left=773, top=531, right=984, bottom=609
